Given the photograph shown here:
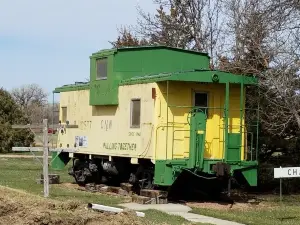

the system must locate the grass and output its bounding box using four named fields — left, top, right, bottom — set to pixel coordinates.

left=0, top=157, right=203, bottom=225
left=191, top=196, right=300, bottom=225
left=8, top=151, right=44, bottom=156
left=3, top=157, right=300, bottom=225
